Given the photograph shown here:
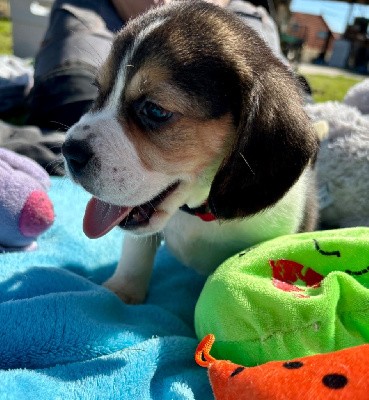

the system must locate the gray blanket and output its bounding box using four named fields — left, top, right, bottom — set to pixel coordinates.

left=0, top=120, right=65, bottom=175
